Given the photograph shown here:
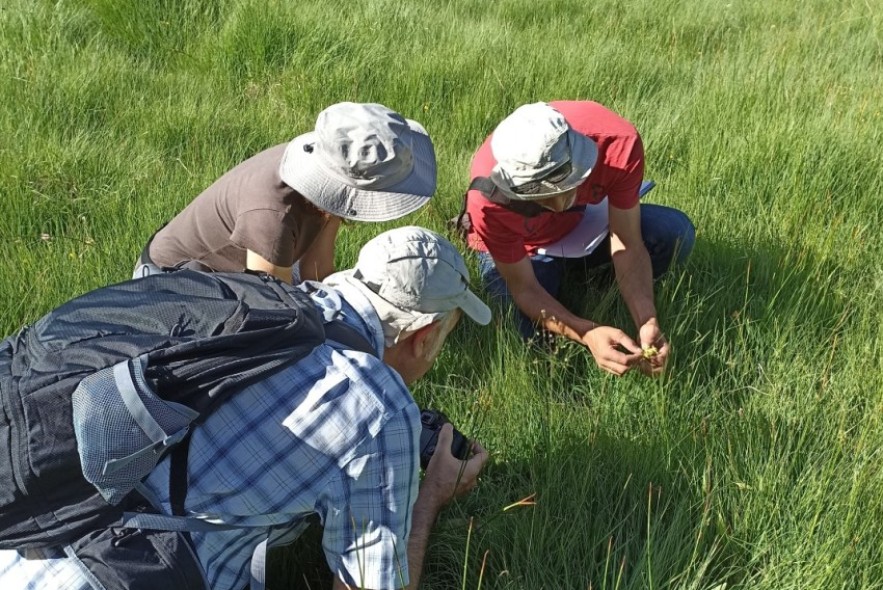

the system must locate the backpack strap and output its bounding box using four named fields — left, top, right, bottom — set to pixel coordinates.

left=164, top=316, right=376, bottom=519
left=469, top=177, right=548, bottom=218
left=452, top=176, right=555, bottom=240
left=323, top=319, right=376, bottom=355
left=169, top=439, right=192, bottom=517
